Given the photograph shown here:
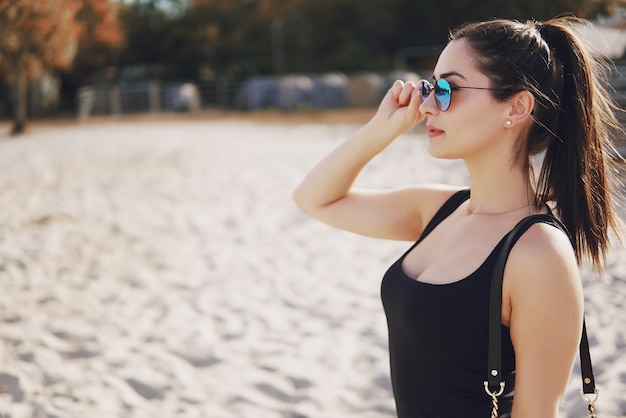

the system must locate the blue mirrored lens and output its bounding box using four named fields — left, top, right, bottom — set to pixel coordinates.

left=421, top=81, right=432, bottom=102
left=435, top=79, right=451, bottom=111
